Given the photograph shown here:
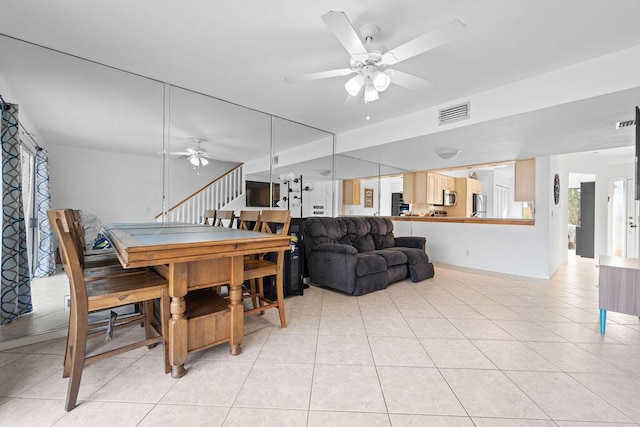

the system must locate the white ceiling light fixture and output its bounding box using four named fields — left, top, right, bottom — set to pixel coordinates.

left=344, top=74, right=365, bottom=96
left=364, top=81, right=379, bottom=103
left=372, top=70, right=391, bottom=92
left=170, top=138, right=214, bottom=173
left=284, top=11, right=465, bottom=106
left=435, top=147, right=461, bottom=160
